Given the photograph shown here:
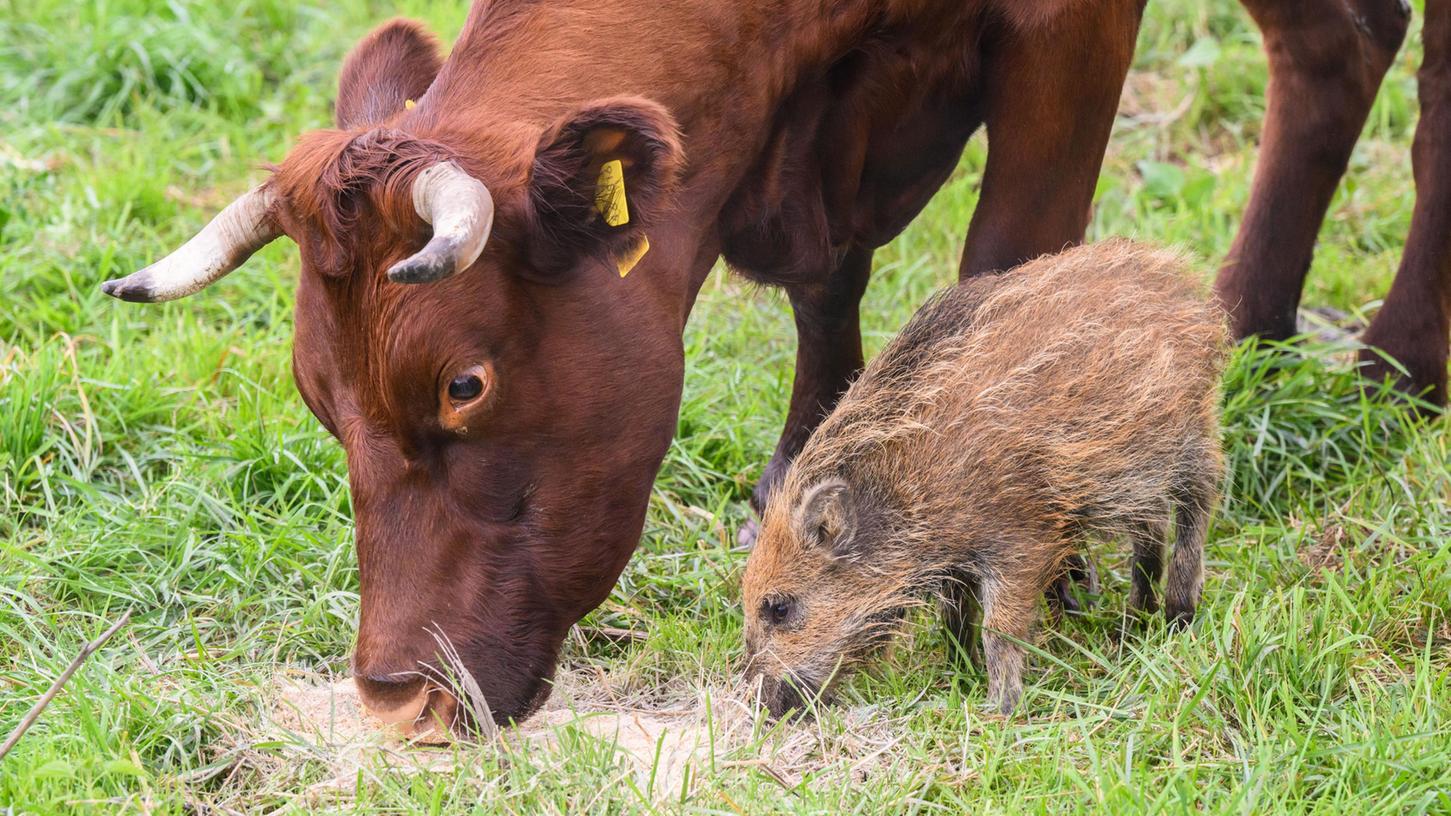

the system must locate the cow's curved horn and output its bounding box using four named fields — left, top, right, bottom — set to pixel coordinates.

left=387, top=161, right=495, bottom=284
left=100, top=186, right=280, bottom=303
